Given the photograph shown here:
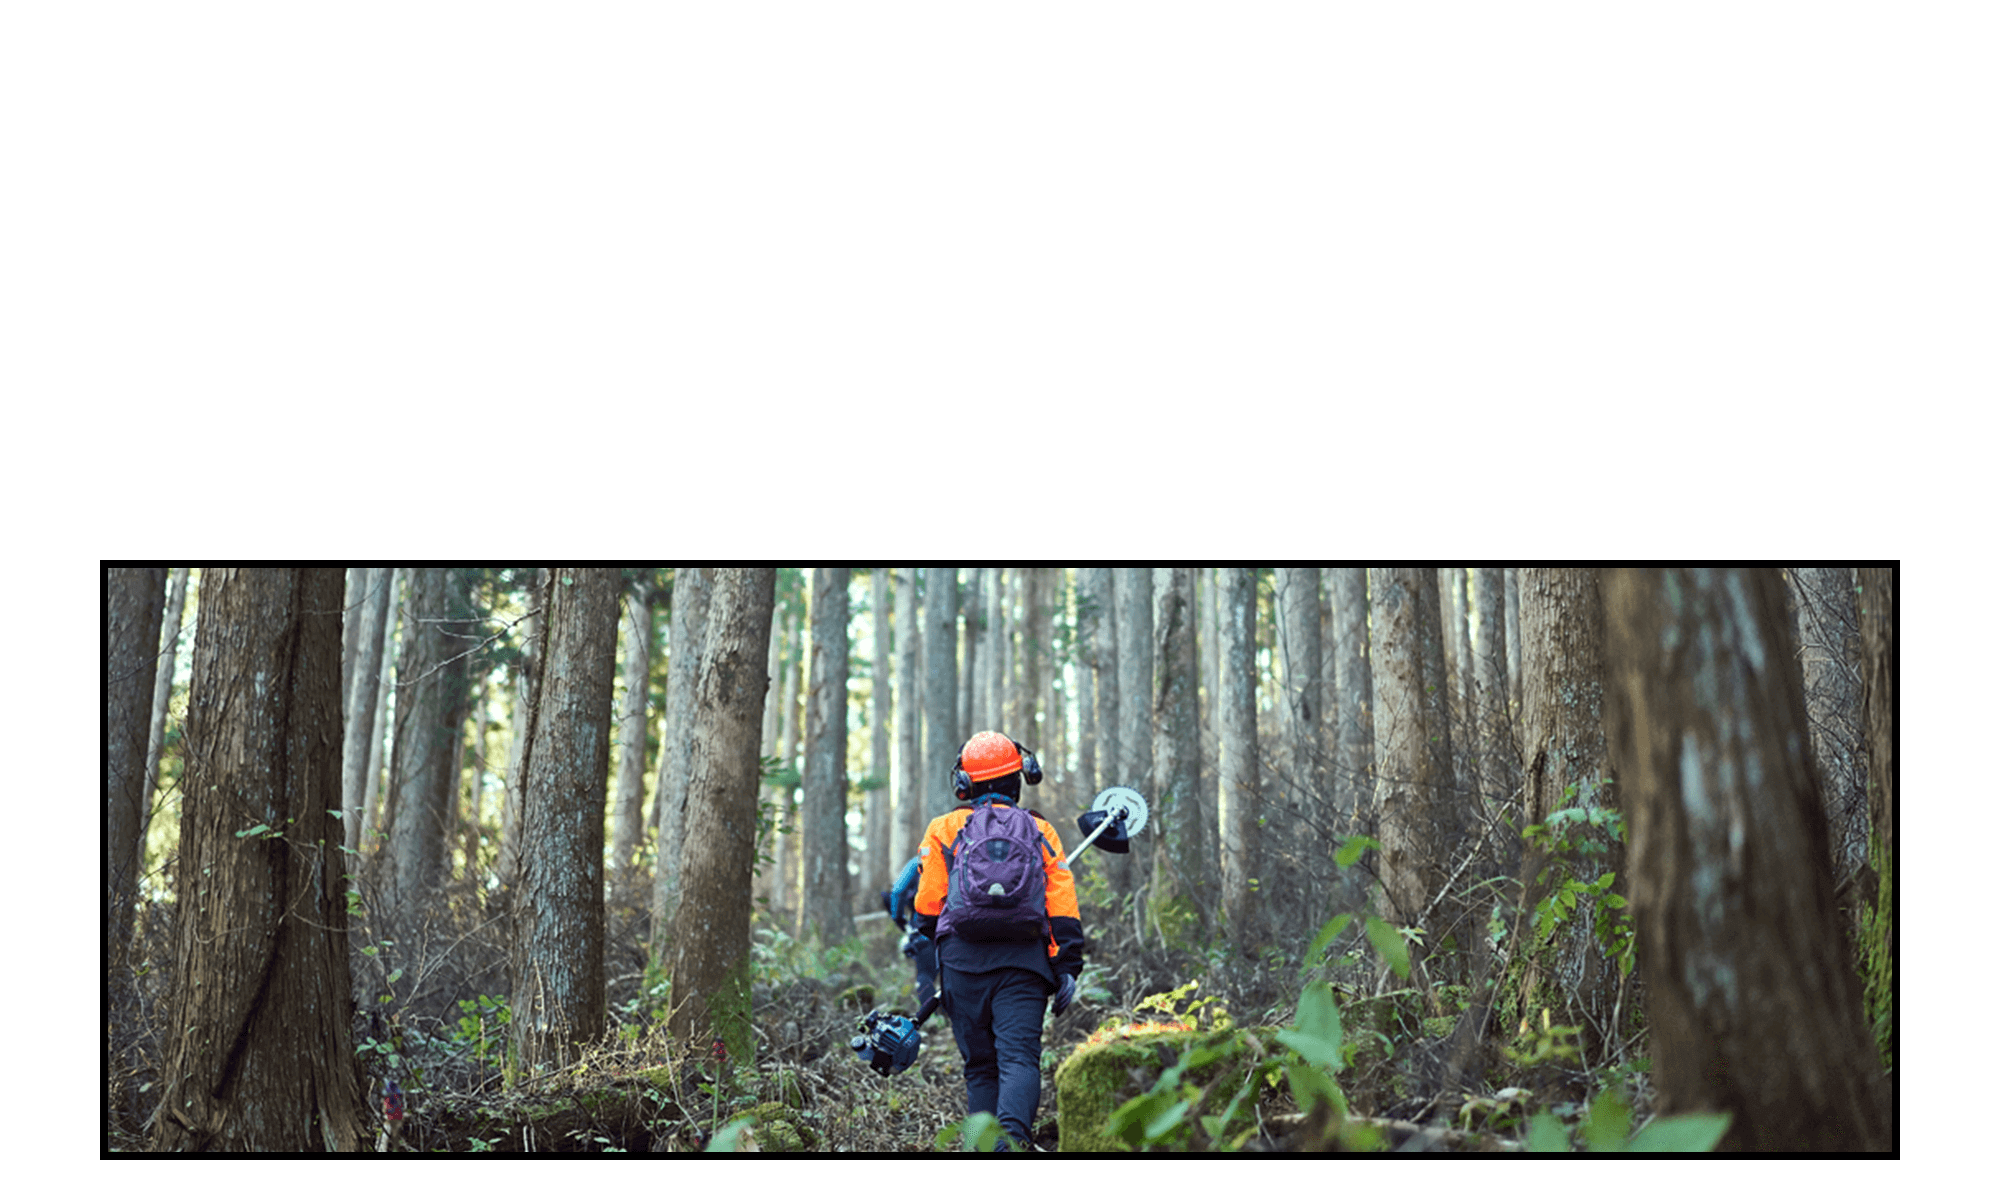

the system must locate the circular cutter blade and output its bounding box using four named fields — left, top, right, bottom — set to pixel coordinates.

left=1091, top=786, right=1150, bottom=838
